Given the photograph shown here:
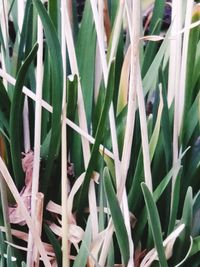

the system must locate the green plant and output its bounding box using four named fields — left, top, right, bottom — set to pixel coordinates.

left=0, top=0, right=200, bottom=266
